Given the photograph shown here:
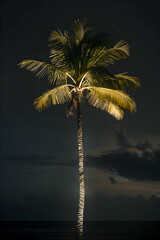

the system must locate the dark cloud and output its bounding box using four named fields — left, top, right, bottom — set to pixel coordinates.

left=86, top=148, right=160, bottom=181
left=135, top=141, right=152, bottom=151
left=6, top=146, right=160, bottom=181
left=141, top=150, right=153, bottom=159
left=108, top=176, right=117, bottom=184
